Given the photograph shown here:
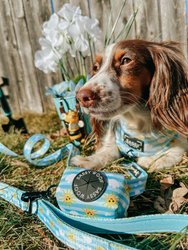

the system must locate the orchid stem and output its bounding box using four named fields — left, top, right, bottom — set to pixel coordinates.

left=76, top=51, right=82, bottom=76
left=79, top=52, right=86, bottom=76
left=65, top=53, right=74, bottom=78
left=73, top=57, right=80, bottom=75
left=83, top=56, right=87, bottom=76
left=88, top=35, right=94, bottom=65
left=59, top=59, right=69, bottom=81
